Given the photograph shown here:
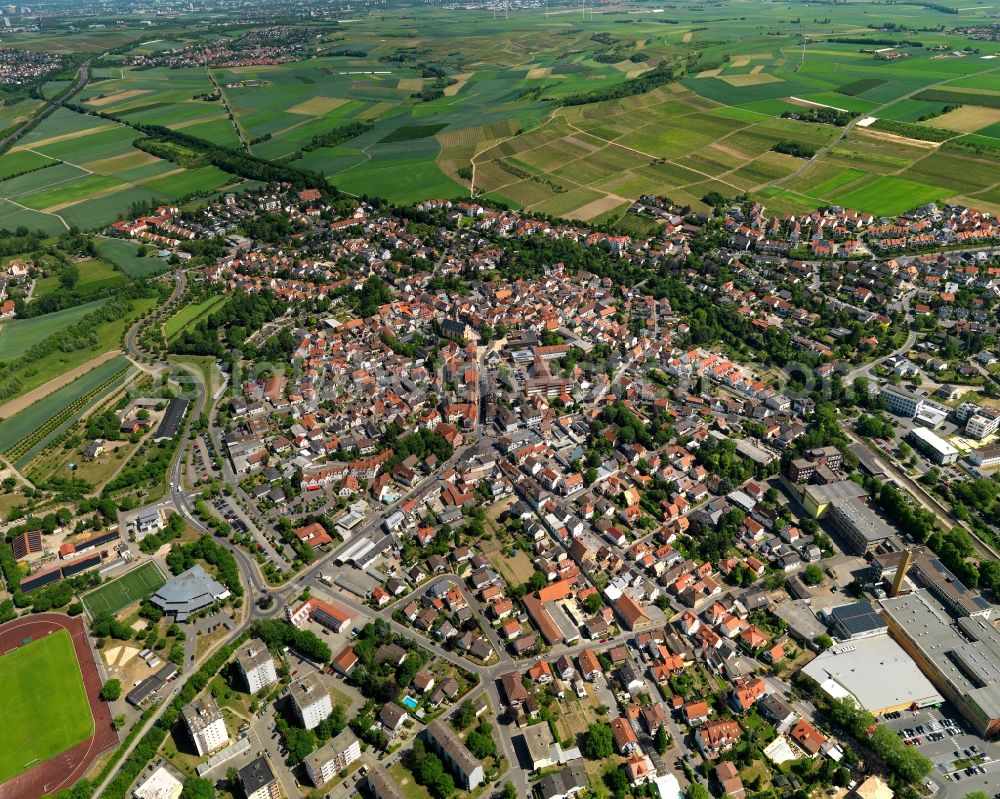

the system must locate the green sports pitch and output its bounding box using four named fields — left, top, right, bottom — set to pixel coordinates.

left=82, top=561, right=166, bottom=617
left=0, top=629, right=93, bottom=783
